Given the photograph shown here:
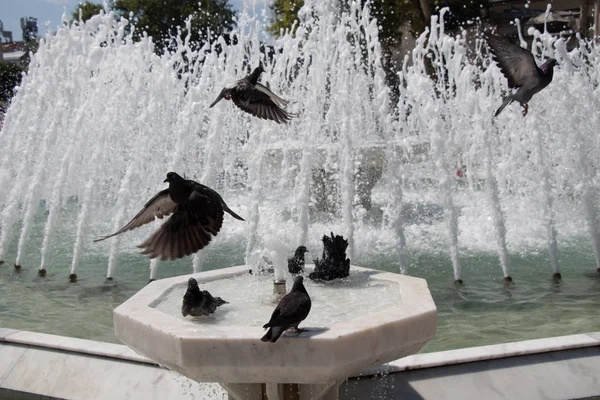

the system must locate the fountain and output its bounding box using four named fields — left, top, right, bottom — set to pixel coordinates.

left=1, top=3, right=599, bottom=285
left=1, top=2, right=600, bottom=283
left=0, top=0, right=599, bottom=348
left=114, top=264, right=437, bottom=399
